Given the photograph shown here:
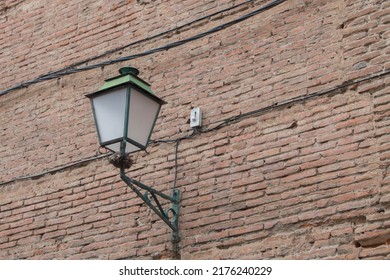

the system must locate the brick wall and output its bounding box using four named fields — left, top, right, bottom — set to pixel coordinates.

left=0, top=0, right=389, bottom=259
